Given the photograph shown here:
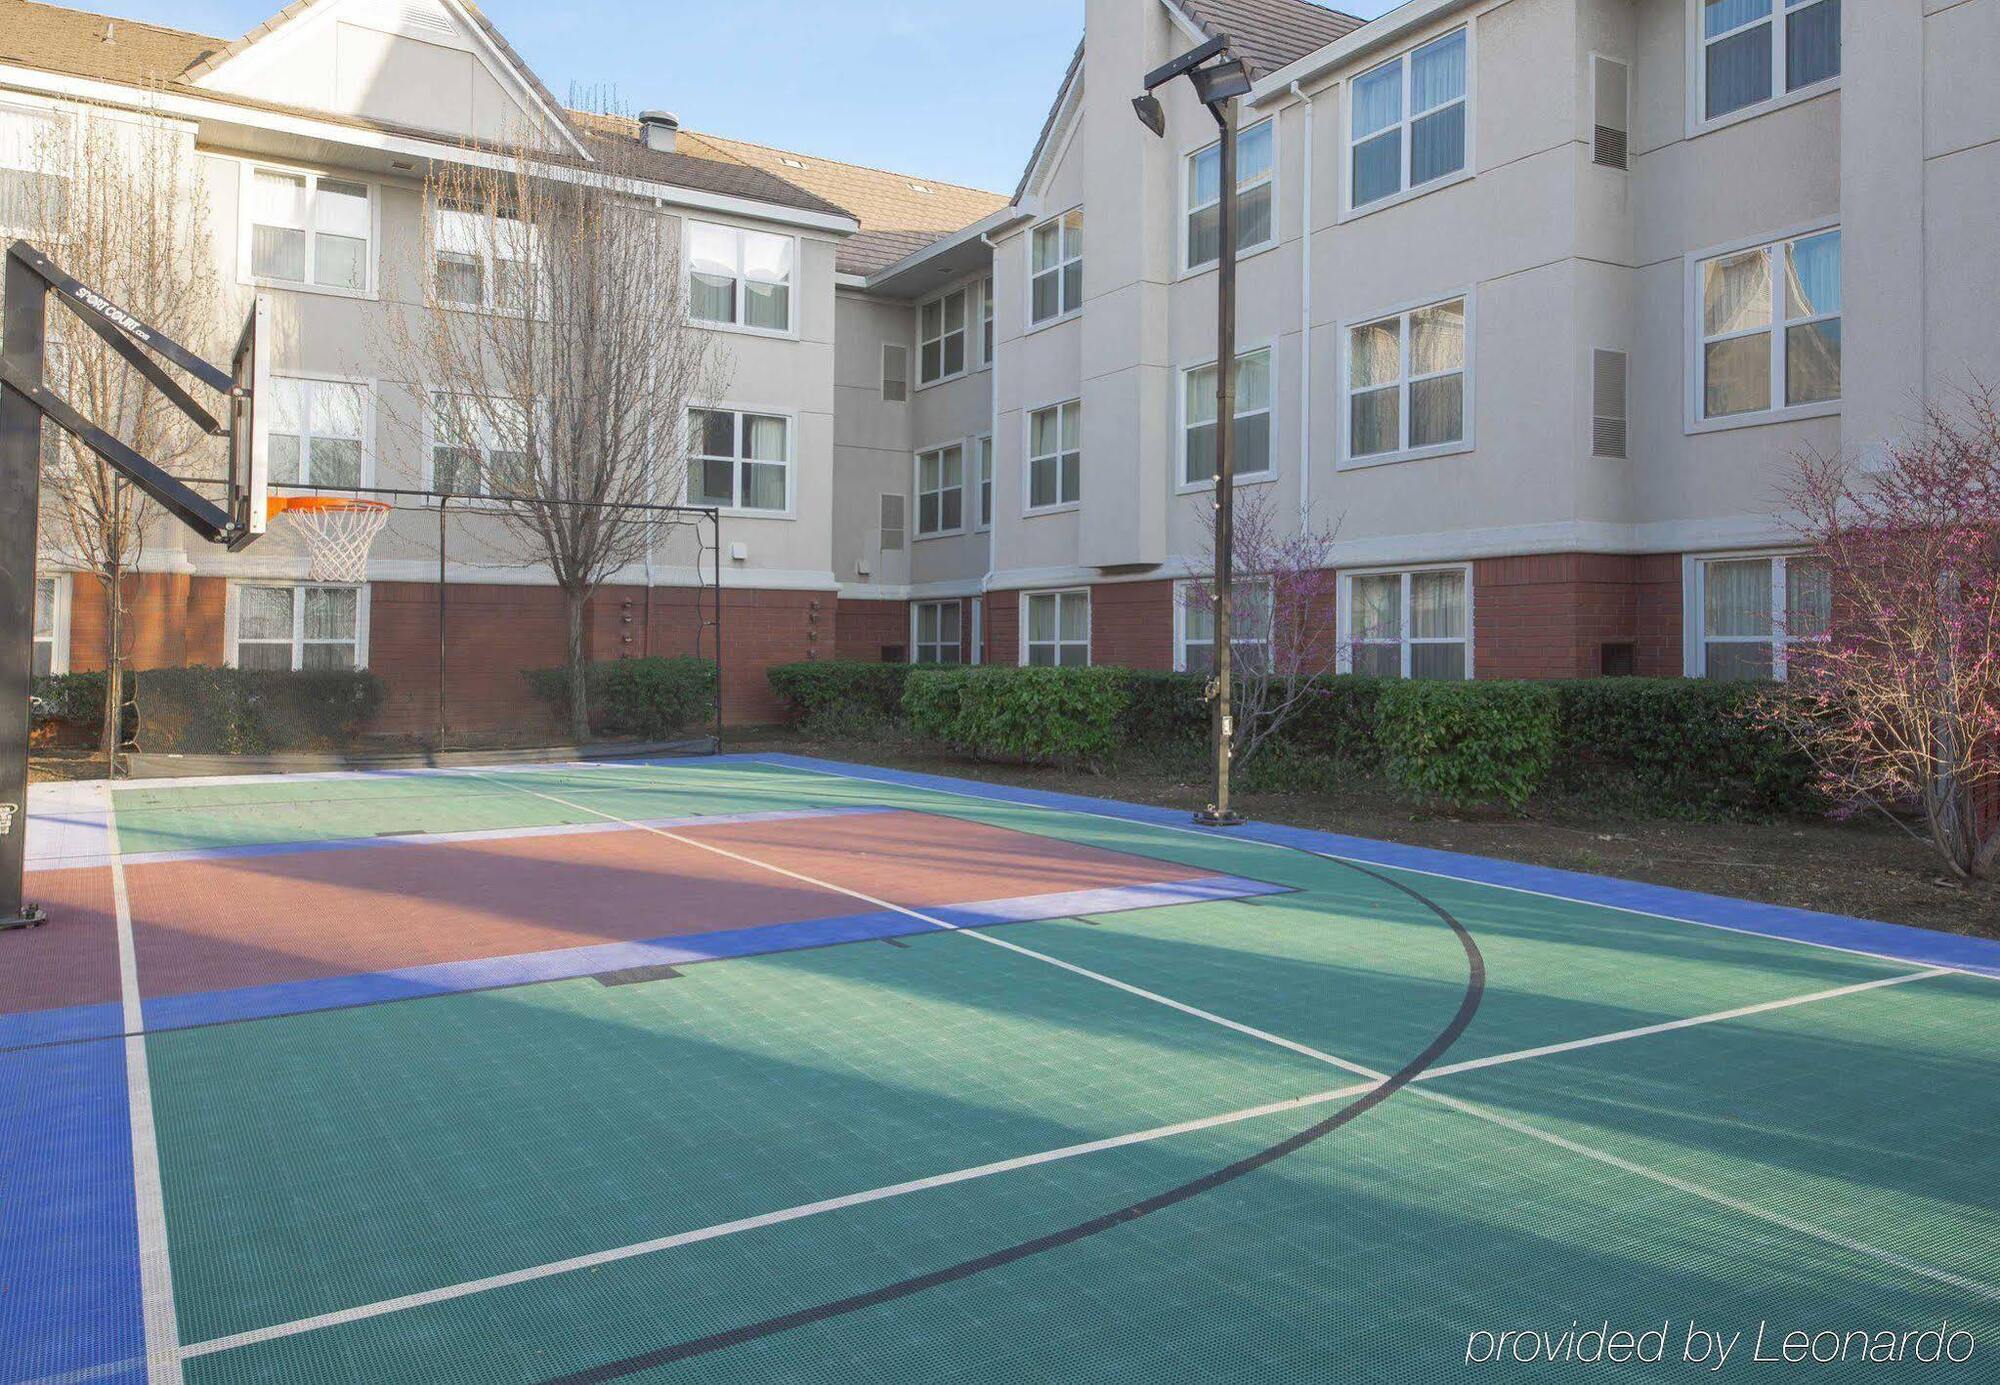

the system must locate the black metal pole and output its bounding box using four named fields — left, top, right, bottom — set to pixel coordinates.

left=437, top=496, right=448, bottom=751
left=711, top=512, right=724, bottom=754
left=0, top=249, right=50, bottom=927
left=1196, top=96, right=1243, bottom=828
